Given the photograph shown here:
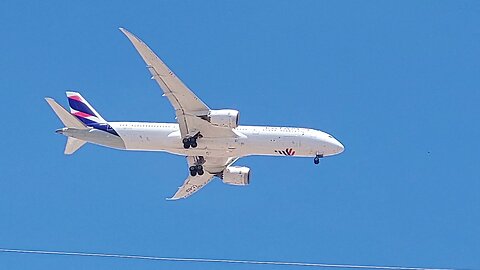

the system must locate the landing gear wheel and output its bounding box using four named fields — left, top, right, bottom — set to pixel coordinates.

left=189, top=164, right=204, bottom=176
left=182, top=135, right=199, bottom=149
left=313, top=154, right=323, bottom=165
left=183, top=138, right=191, bottom=149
